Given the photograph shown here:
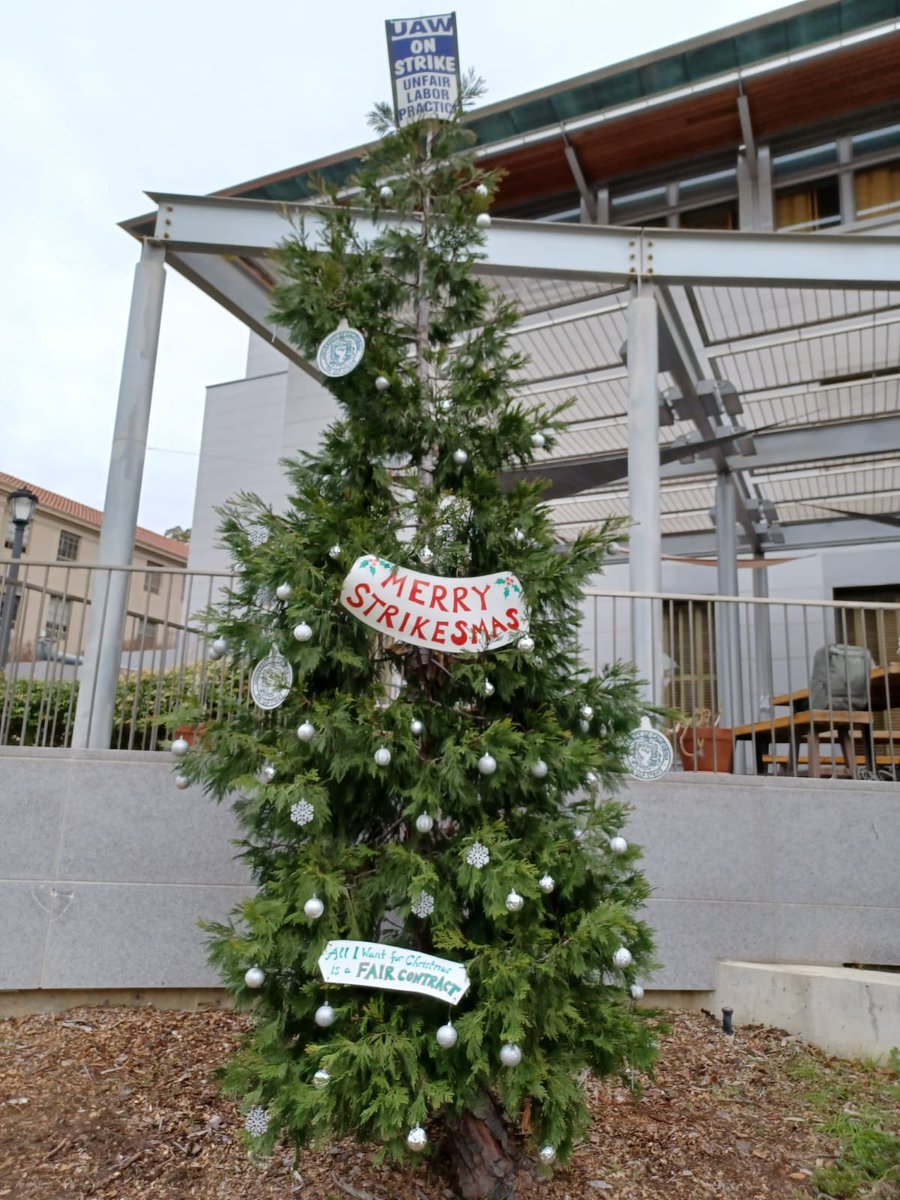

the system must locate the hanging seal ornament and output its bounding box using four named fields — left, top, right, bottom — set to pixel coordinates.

left=250, top=644, right=293, bottom=711
left=624, top=715, right=674, bottom=781
left=316, top=318, right=366, bottom=378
